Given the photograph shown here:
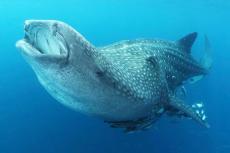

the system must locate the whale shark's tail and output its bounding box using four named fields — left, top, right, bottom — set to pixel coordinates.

left=188, top=35, right=213, bottom=84
left=202, top=35, right=213, bottom=70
